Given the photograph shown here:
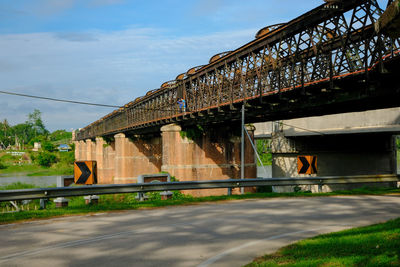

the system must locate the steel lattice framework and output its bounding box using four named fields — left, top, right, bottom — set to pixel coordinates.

left=76, top=0, right=400, bottom=141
